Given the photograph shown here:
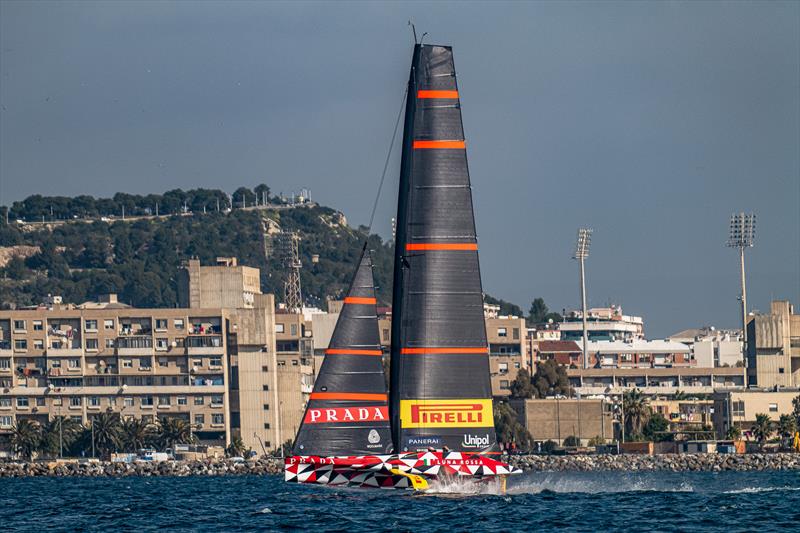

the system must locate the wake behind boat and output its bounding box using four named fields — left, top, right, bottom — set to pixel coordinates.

left=285, top=42, right=521, bottom=491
